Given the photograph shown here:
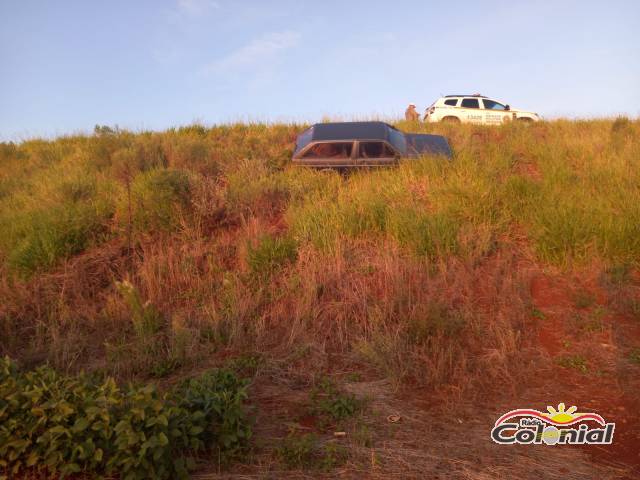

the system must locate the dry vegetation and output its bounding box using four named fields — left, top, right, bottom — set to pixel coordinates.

left=1, top=118, right=639, bottom=478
